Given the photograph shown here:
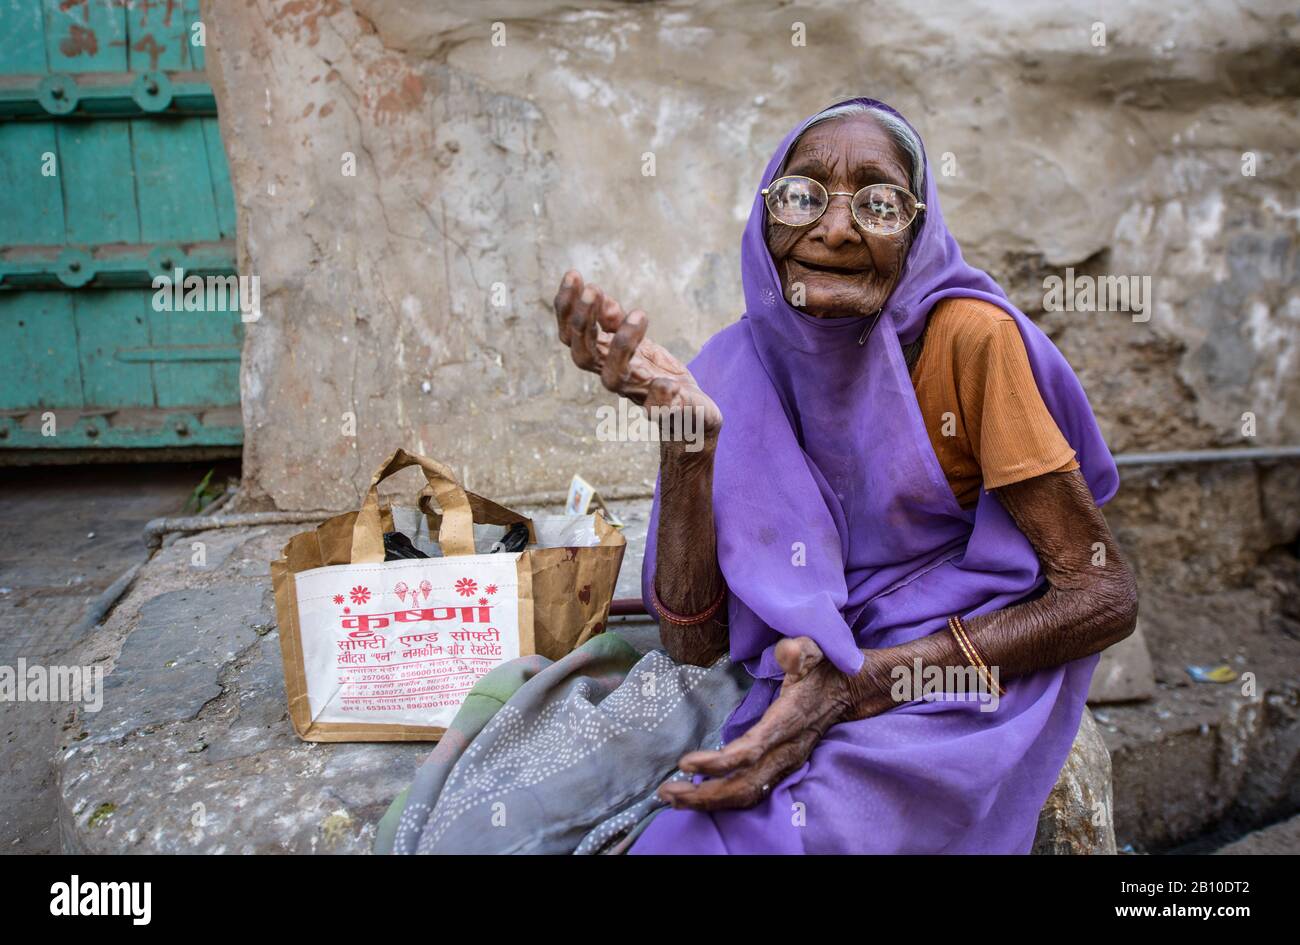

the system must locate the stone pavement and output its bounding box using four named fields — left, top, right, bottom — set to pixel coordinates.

left=53, top=515, right=645, bottom=853
left=0, top=464, right=223, bottom=664
left=54, top=523, right=396, bottom=853
left=0, top=463, right=231, bottom=854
